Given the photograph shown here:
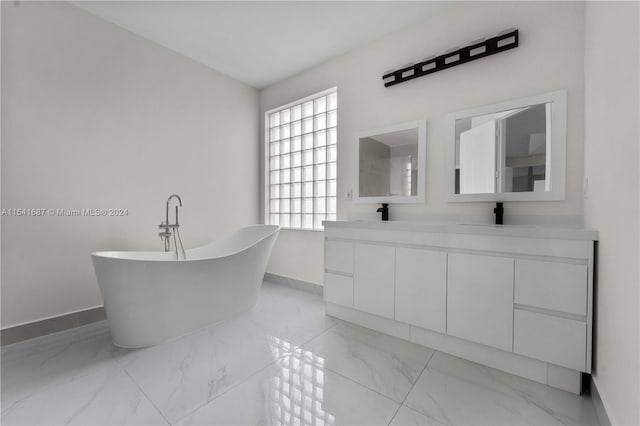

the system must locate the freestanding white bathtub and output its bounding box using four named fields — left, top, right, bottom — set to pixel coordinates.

left=92, top=225, right=279, bottom=348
